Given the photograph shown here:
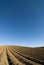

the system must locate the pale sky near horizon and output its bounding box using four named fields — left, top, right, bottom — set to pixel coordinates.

left=0, top=0, right=44, bottom=47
